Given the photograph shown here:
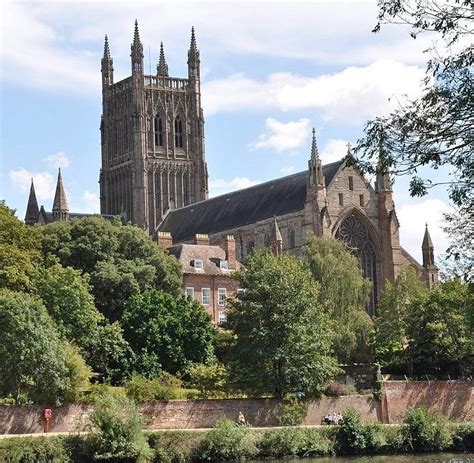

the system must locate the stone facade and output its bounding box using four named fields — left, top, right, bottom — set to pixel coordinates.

left=99, top=23, right=208, bottom=233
